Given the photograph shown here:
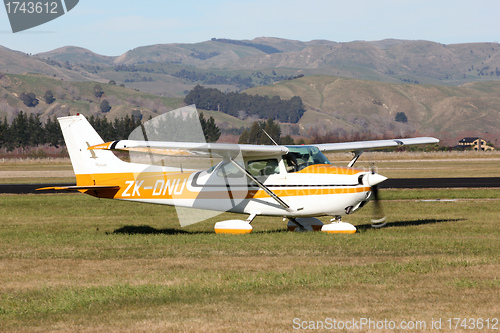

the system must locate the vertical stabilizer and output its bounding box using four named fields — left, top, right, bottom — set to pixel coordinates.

left=58, top=114, right=127, bottom=183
